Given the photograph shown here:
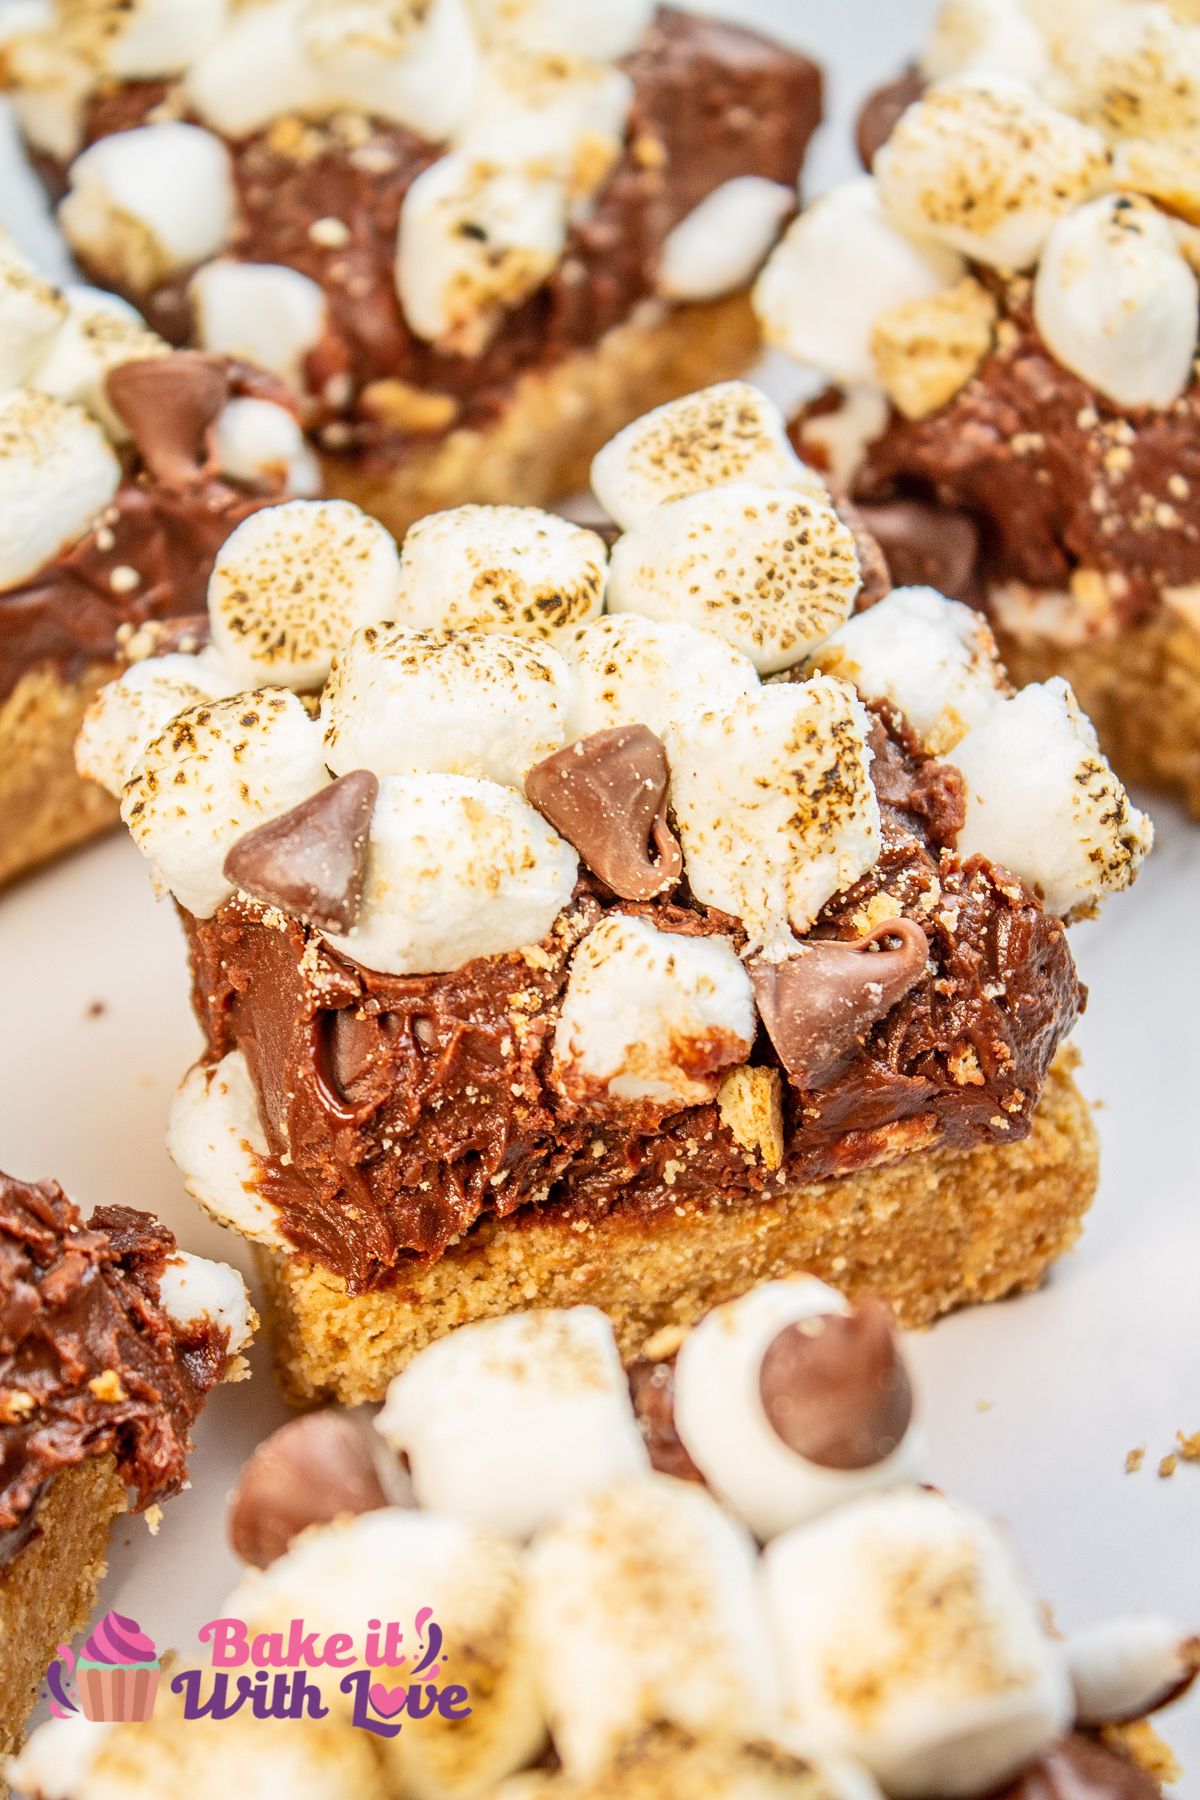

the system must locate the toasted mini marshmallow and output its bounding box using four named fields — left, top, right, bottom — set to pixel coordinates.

left=672, top=1280, right=922, bottom=1542
left=322, top=625, right=571, bottom=786
left=323, top=773, right=577, bottom=975
left=0, top=230, right=66, bottom=392
left=952, top=678, right=1152, bottom=916
left=76, top=652, right=237, bottom=797
left=0, top=31, right=92, bottom=162
left=158, top=1250, right=256, bottom=1354
left=753, top=180, right=965, bottom=388
left=467, top=0, right=655, bottom=61
left=207, top=499, right=402, bottom=690
left=807, top=586, right=1006, bottom=754
left=0, top=389, right=120, bottom=590
left=921, top=0, right=1050, bottom=84
left=298, top=0, right=482, bottom=142
left=62, top=0, right=229, bottom=80
left=464, top=54, right=632, bottom=204
left=660, top=177, right=794, bottom=303
left=591, top=382, right=825, bottom=533
left=377, top=1308, right=649, bottom=1538
left=184, top=0, right=326, bottom=136
left=1033, top=193, right=1199, bottom=410
left=874, top=78, right=1110, bottom=270
left=1054, top=5, right=1200, bottom=145
left=190, top=261, right=327, bottom=395
left=799, top=385, right=891, bottom=493
left=122, top=688, right=331, bottom=916
left=393, top=505, right=606, bottom=641
left=1066, top=1616, right=1200, bottom=1726
left=59, top=123, right=236, bottom=293
left=528, top=1474, right=777, bottom=1780
left=551, top=913, right=755, bottom=1108
left=607, top=483, right=861, bottom=677
left=211, top=397, right=321, bottom=496
left=763, top=1490, right=1074, bottom=1797
left=667, top=680, right=882, bottom=959
left=7, top=1716, right=114, bottom=1800
left=167, top=1050, right=283, bottom=1245
left=26, top=284, right=169, bottom=438
left=560, top=613, right=759, bottom=741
